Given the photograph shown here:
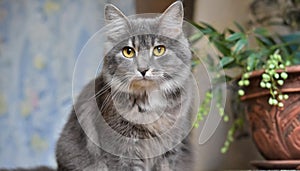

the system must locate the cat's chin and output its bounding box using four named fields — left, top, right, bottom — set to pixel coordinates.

left=129, top=79, right=158, bottom=93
